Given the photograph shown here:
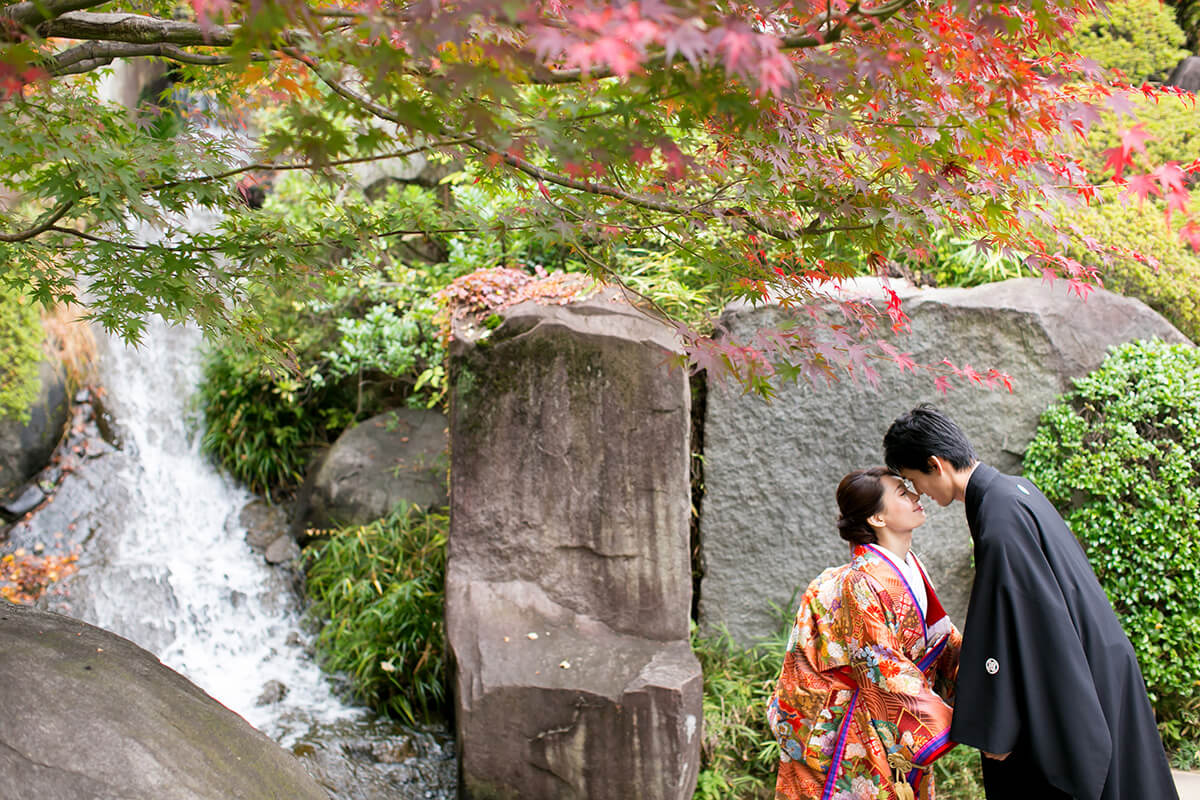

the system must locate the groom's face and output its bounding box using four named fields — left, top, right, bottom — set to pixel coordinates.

left=899, top=462, right=955, bottom=507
